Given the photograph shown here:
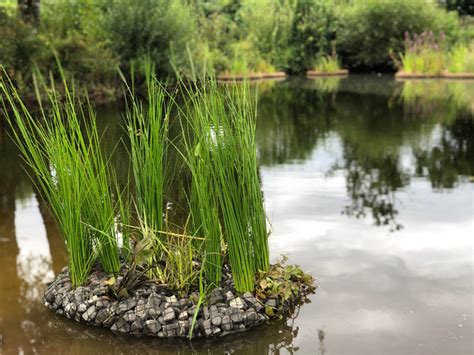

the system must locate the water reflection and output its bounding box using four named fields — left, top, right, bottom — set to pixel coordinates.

left=0, top=130, right=67, bottom=354
left=0, top=76, right=472, bottom=354
left=257, top=77, right=474, bottom=229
